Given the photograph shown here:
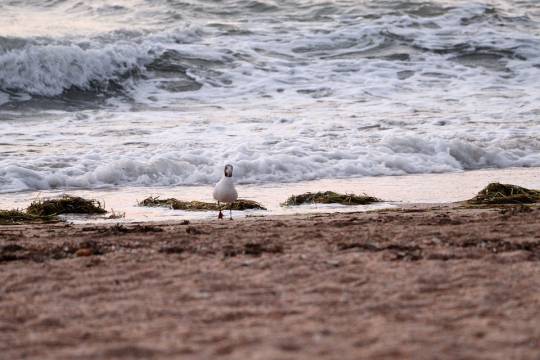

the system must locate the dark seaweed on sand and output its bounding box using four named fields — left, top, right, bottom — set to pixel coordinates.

left=467, top=183, right=540, bottom=205
left=26, top=195, right=107, bottom=216
left=282, top=191, right=379, bottom=206
left=139, top=197, right=266, bottom=211
left=0, top=210, right=59, bottom=225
